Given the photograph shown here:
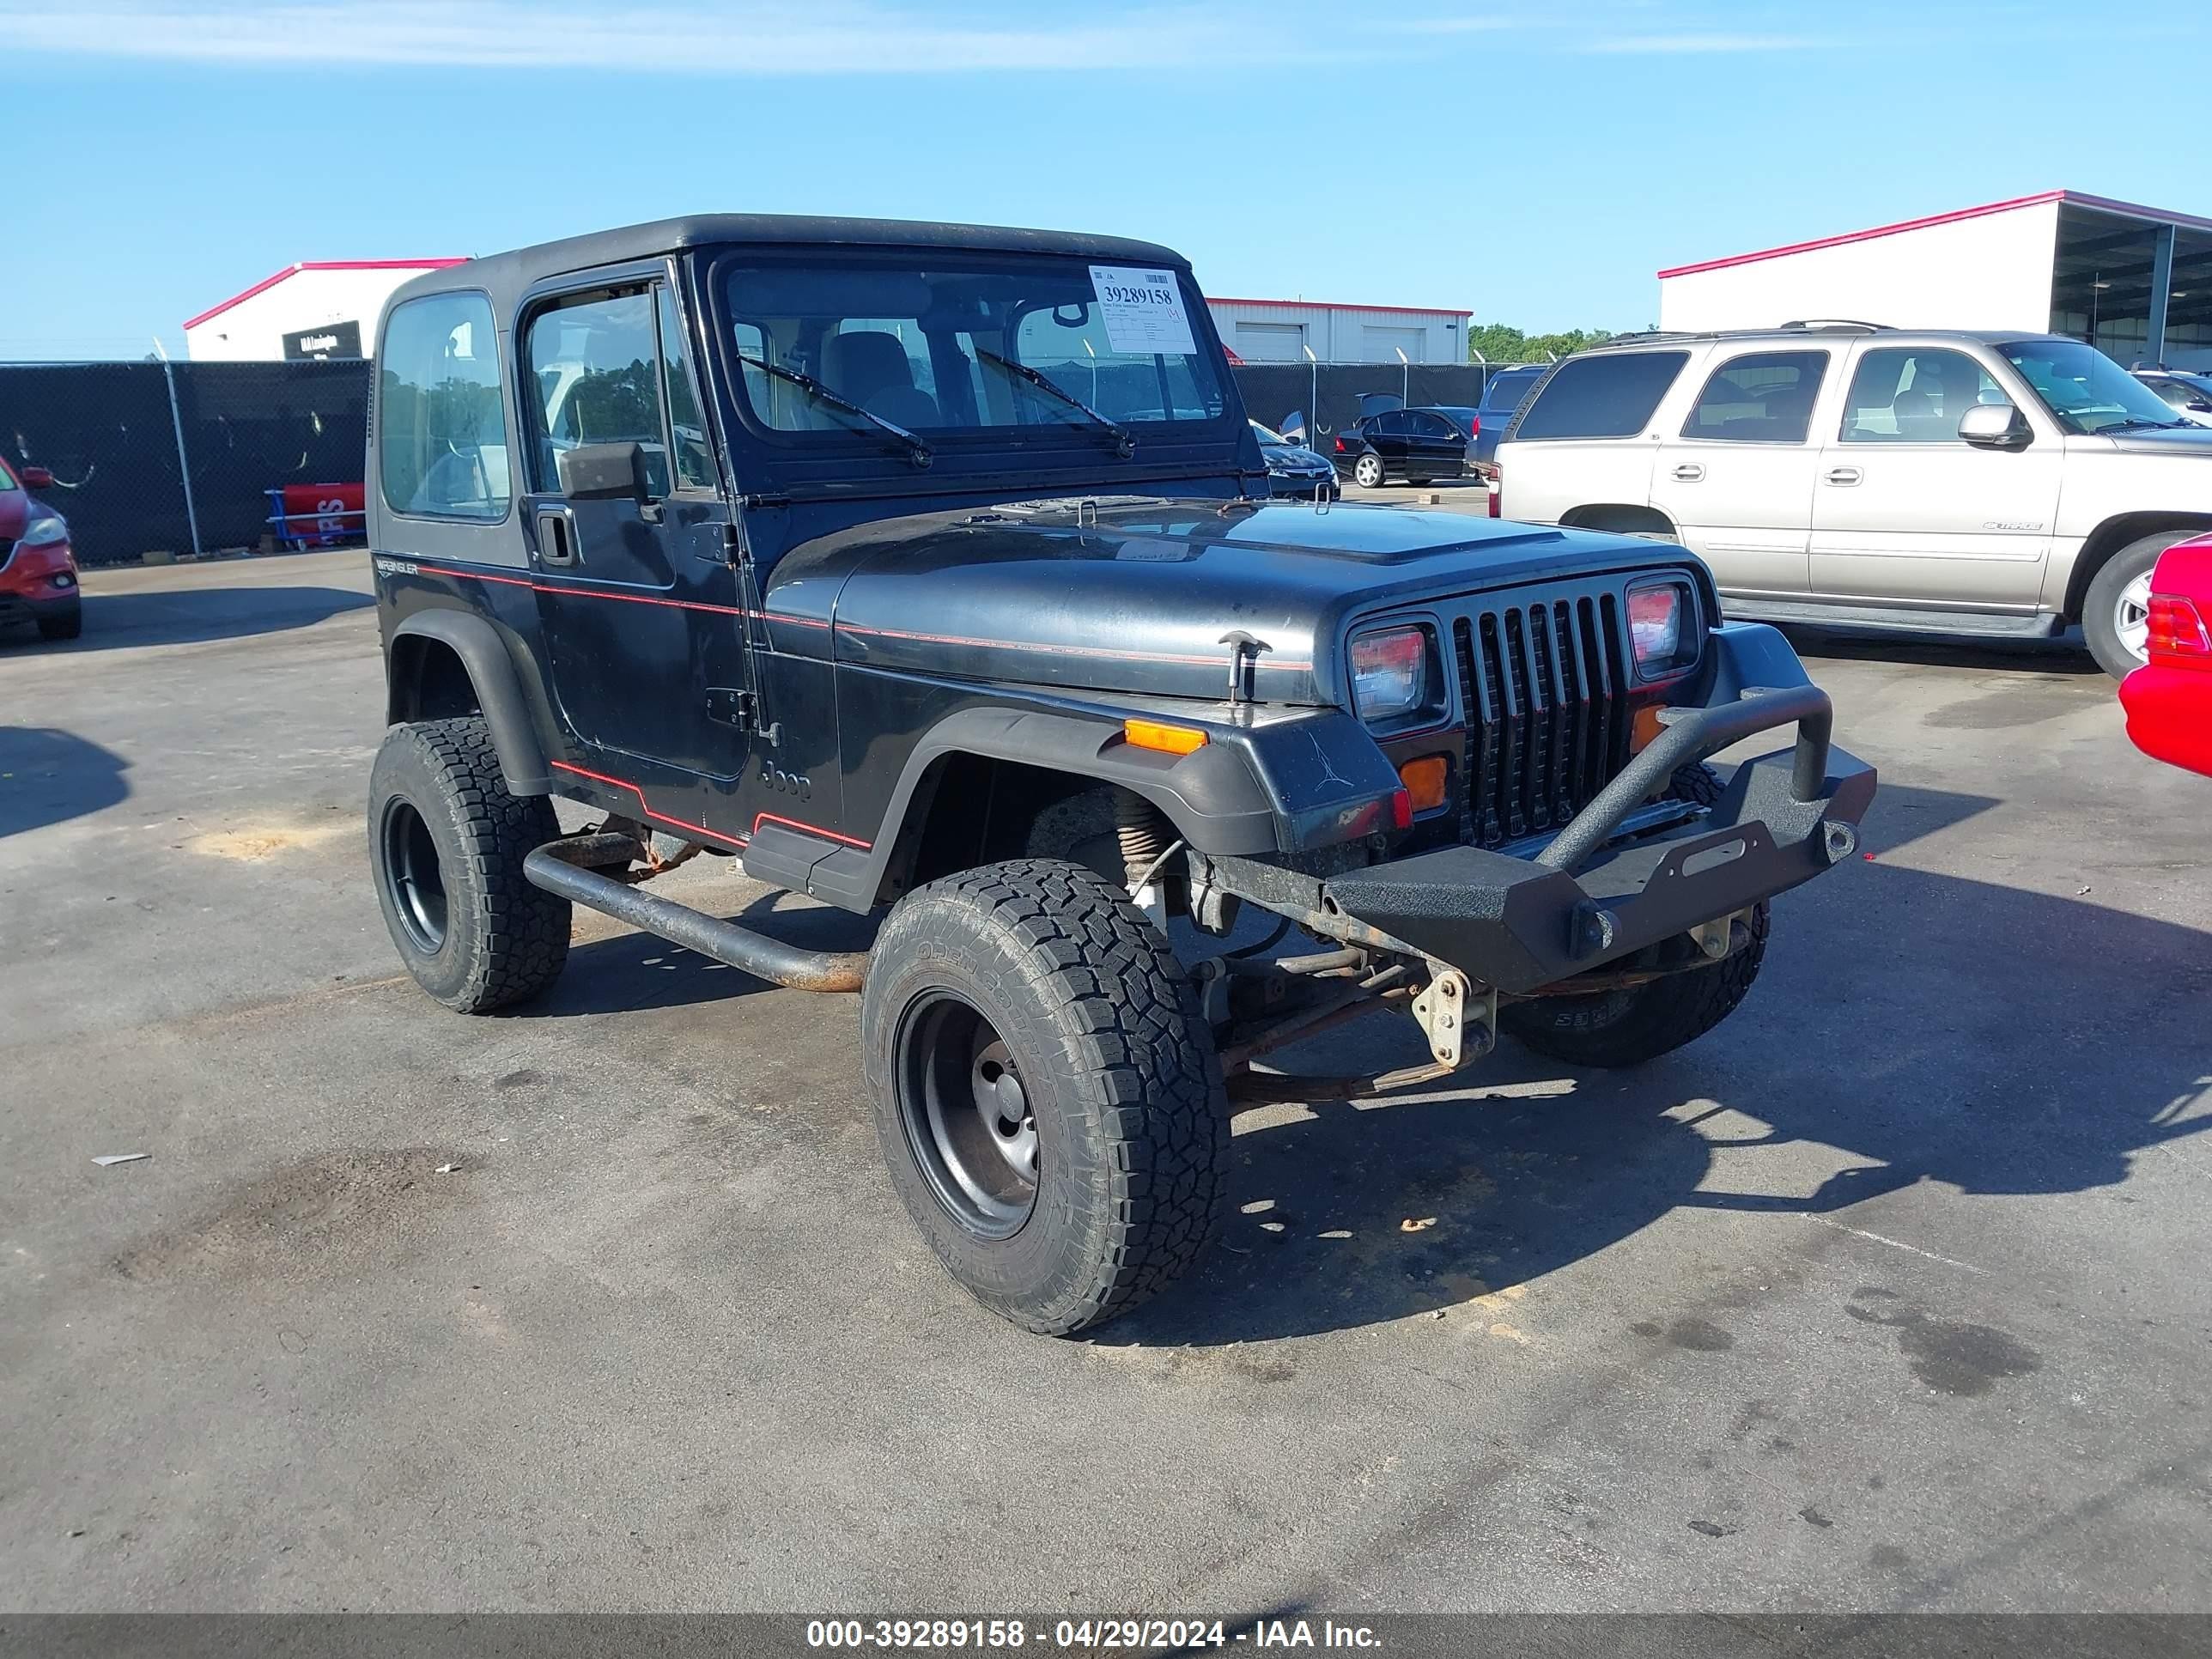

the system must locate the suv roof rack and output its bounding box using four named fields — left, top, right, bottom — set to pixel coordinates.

left=1778, top=319, right=1890, bottom=333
